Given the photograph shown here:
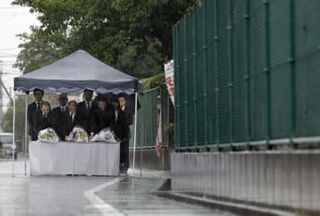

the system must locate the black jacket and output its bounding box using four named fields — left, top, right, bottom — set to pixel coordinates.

left=52, top=106, right=69, bottom=140
left=113, top=107, right=133, bottom=141
left=63, top=112, right=86, bottom=136
left=33, top=111, right=55, bottom=139
left=93, top=108, right=115, bottom=133
left=27, top=101, right=42, bottom=140
left=76, top=101, right=97, bottom=134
